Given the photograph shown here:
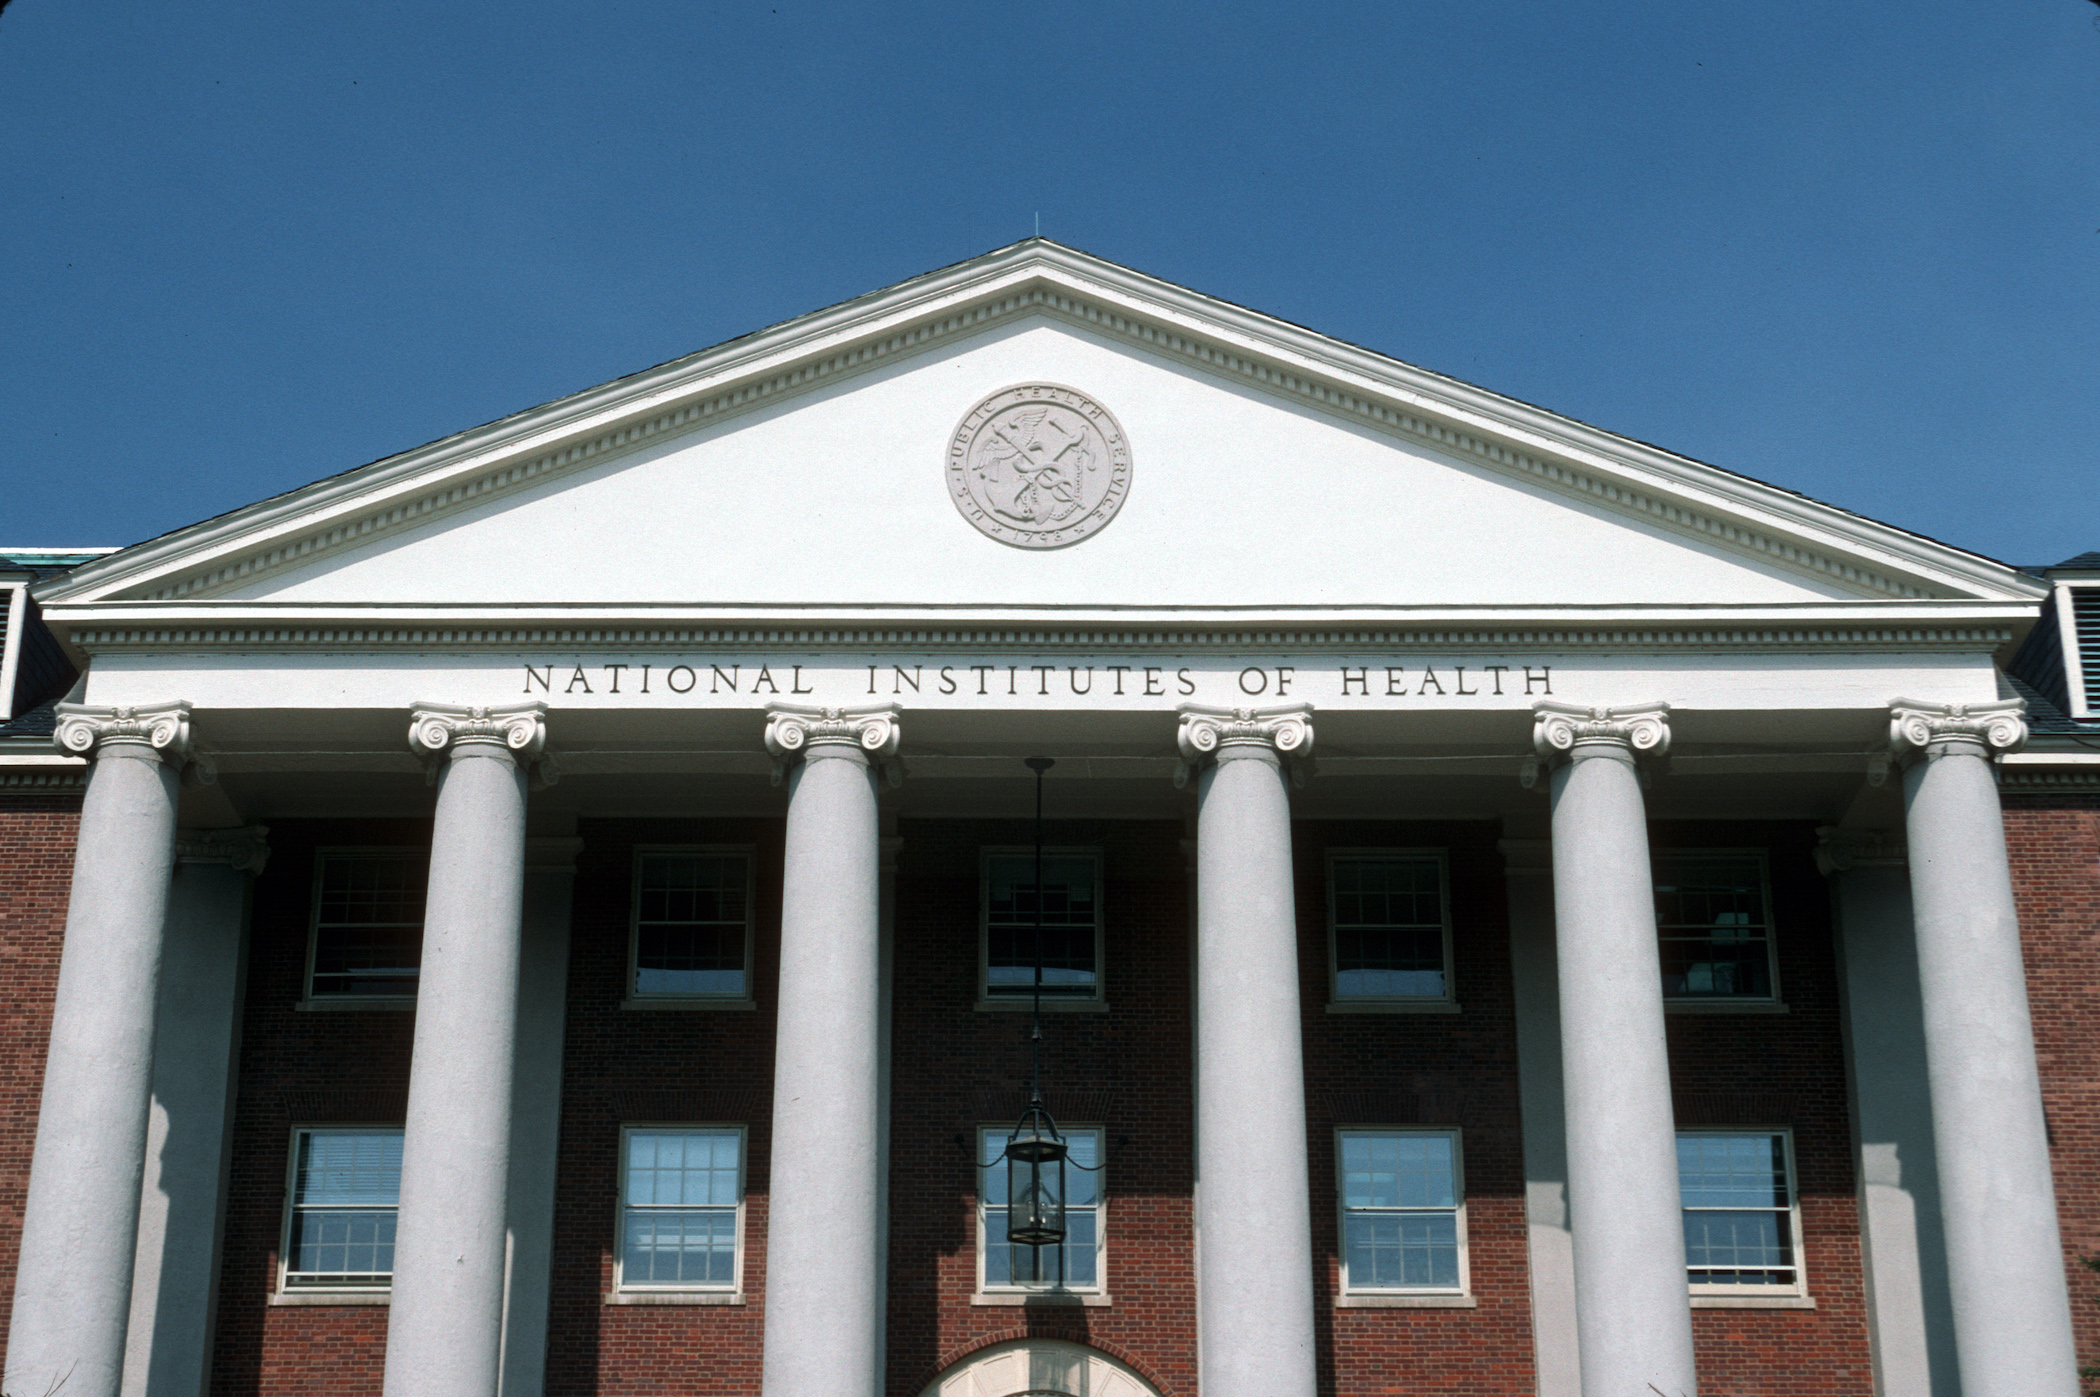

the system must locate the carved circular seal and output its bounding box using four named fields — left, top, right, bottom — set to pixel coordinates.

left=947, top=384, right=1132, bottom=549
